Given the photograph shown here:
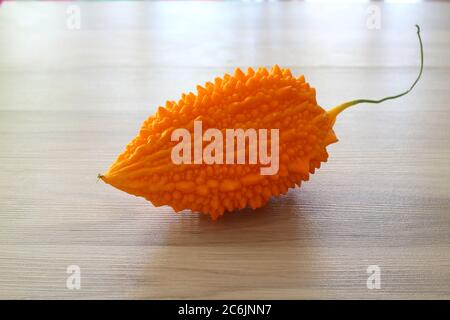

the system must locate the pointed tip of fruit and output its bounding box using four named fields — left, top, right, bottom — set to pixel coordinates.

left=97, top=173, right=107, bottom=183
